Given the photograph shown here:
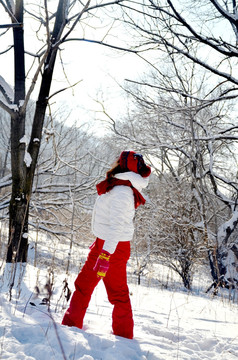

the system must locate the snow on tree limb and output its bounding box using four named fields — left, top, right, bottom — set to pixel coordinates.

left=24, top=151, right=32, bottom=168
left=217, top=209, right=238, bottom=247
left=0, top=75, right=14, bottom=104
left=0, top=99, right=17, bottom=117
